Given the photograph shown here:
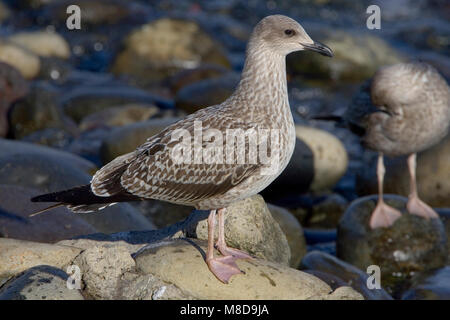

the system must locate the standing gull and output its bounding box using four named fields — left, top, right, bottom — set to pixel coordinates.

left=30, top=15, right=333, bottom=283
left=344, top=62, right=450, bottom=229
